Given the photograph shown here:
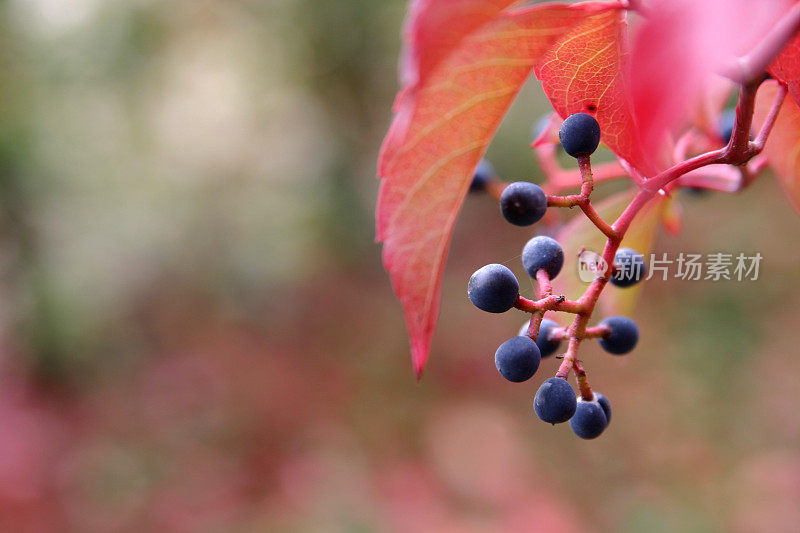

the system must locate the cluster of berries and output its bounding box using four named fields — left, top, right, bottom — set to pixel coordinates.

left=467, top=113, right=647, bottom=439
